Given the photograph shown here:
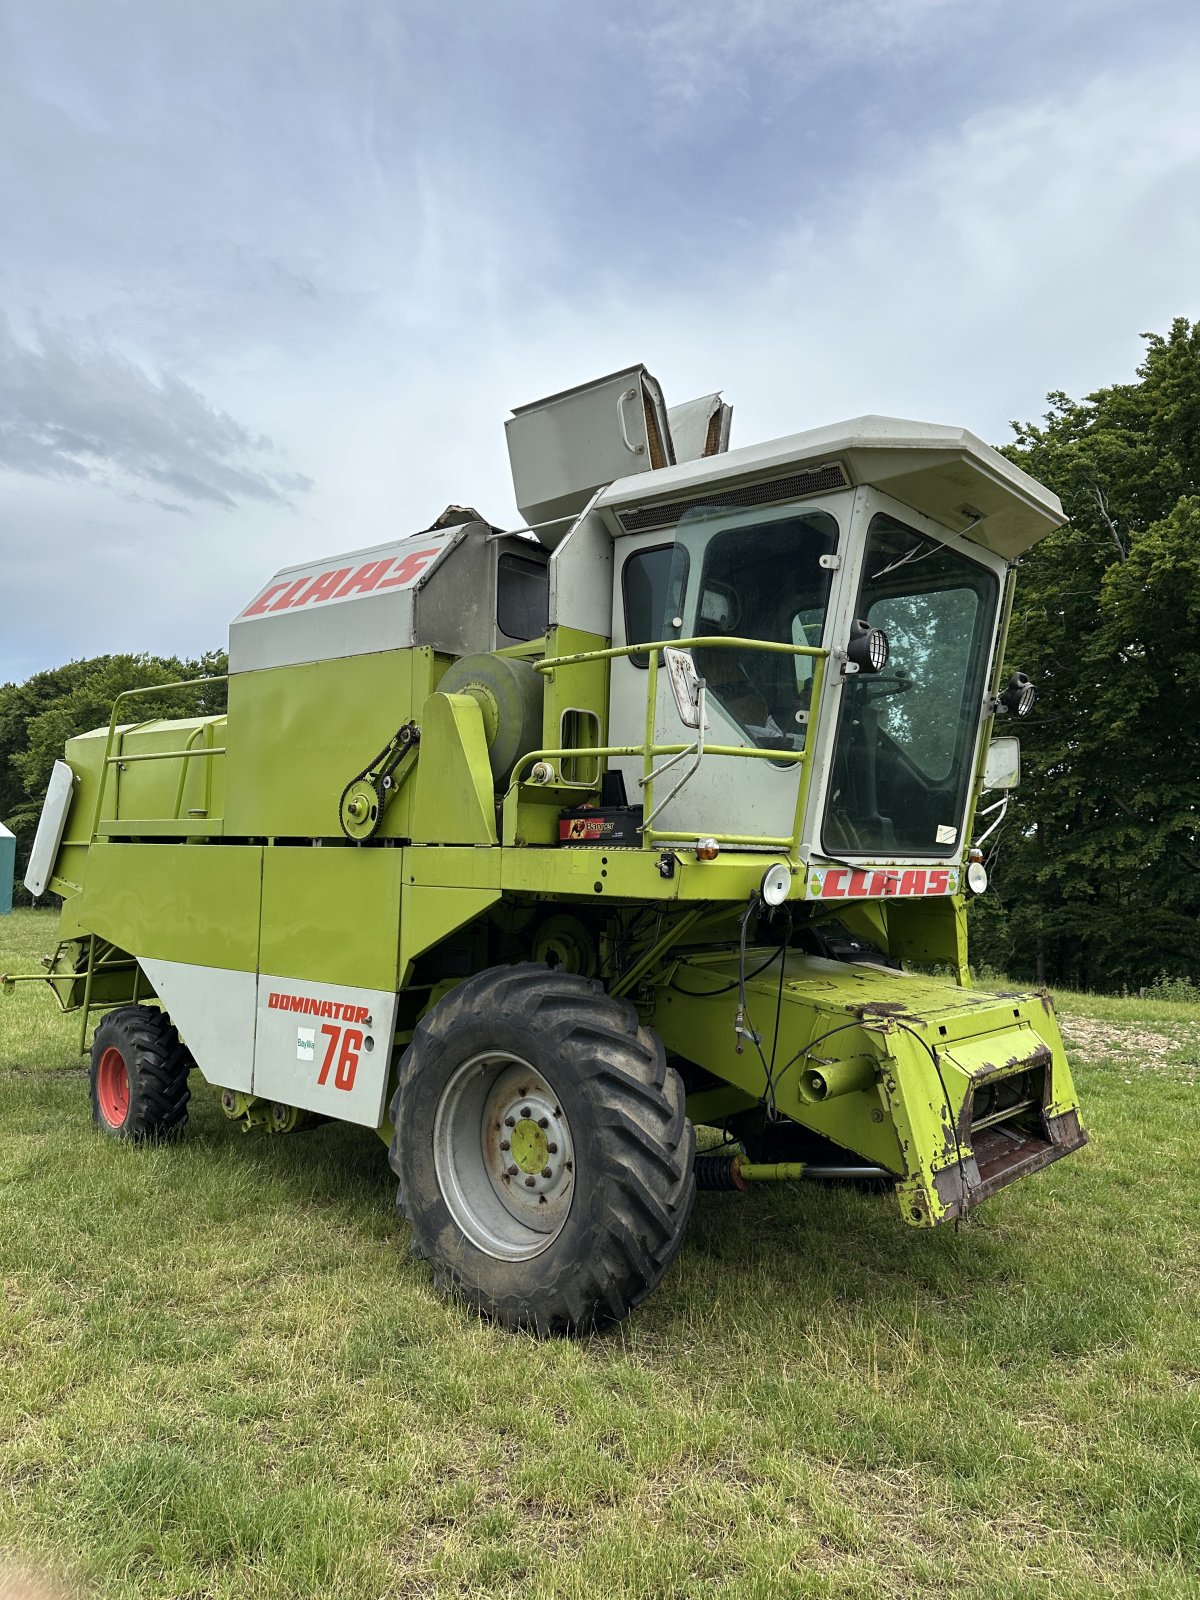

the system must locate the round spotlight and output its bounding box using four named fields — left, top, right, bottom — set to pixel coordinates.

left=846, top=618, right=890, bottom=674
left=999, top=670, right=1037, bottom=717
left=760, top=863, right=792, bottom=906
left=967, top=861, right=988, bottom=894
